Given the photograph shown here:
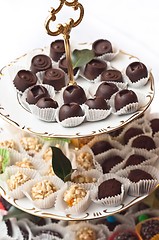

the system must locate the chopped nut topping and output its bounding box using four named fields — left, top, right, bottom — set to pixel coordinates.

left=63, top=184, right=87, bottom=207
left=47, top=165, right=55, bottom=176
left=76, top=227, right=96, bottom=240
left=0, top=140, right=17, bottom=150
left=7, top=171, right=30, bottom=191
left=76, top=152, right=94, bottom=170
left=72, top=175, right=96, bottom=184
left=43, top=147, right=52, bottom=161
left=20, top=137, right=42, bottom=153
left=15, top=158, right=34, bottom=169
left=31, top=179, right=57, bottom=200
